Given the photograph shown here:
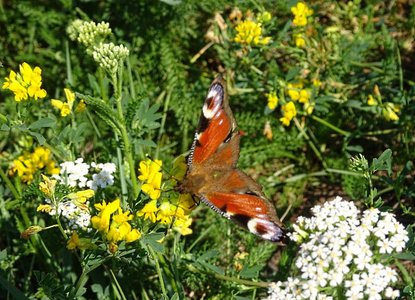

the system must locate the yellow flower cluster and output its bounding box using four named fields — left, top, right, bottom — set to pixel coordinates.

left=266, top=91, right=278, bottom=110
left=13, top=146, right=60, bottom=183
left=91, top=199, right=141, bottom=253
left=291, top=2, right=313, bottom=47
left=291, top=2, right=314, bottom=27
left=234, top=20, right=271, bottom=46
left=51, top=88, right=86, bottom=117
left=367, top=86, right=400, bottom=121
left=2, top=62, right=47, bottom=102
left=138, top=159, right=162, bottom=200
left=137, top=157, right=194, bottom=236
left=280, top=102, right=297, bottom=126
